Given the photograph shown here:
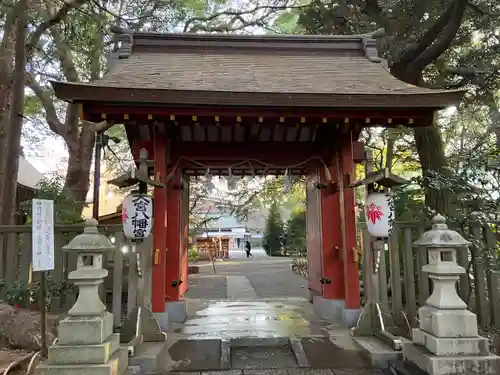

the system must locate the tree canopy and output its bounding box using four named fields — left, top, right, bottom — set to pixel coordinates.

left=0, top=0, right=498, bottom=228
